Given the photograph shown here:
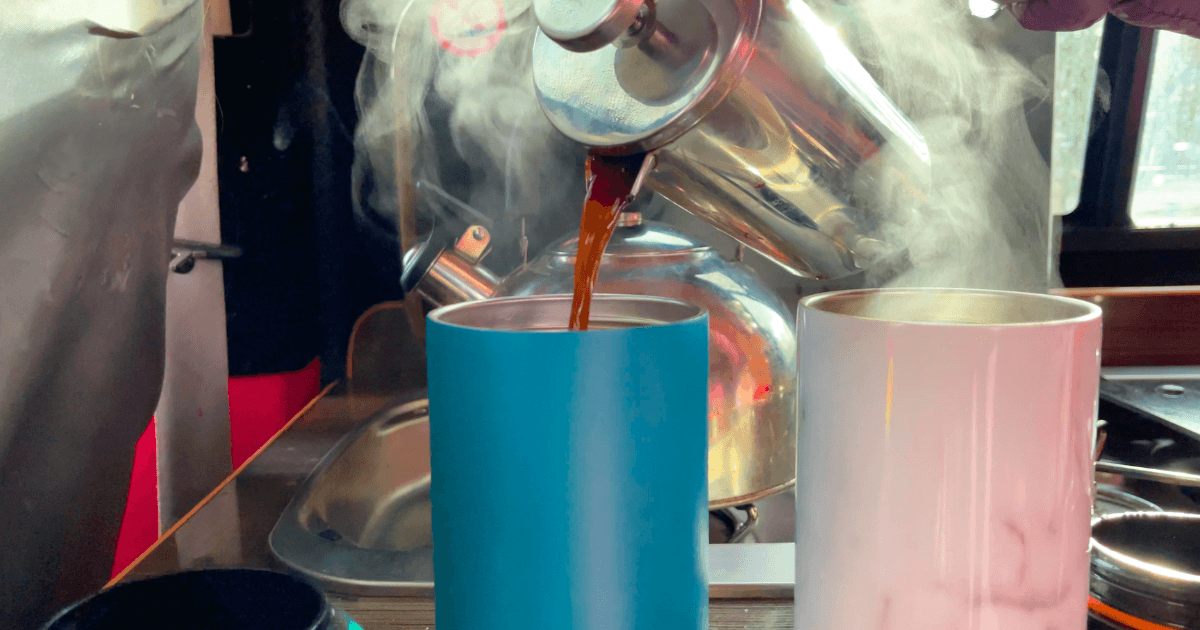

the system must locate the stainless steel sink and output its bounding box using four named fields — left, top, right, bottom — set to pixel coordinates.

left=269, top=396, right=435, bottom=596
left=269, top=395, right=797, bottom=598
